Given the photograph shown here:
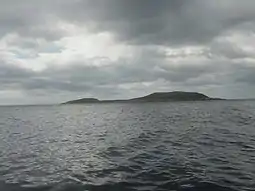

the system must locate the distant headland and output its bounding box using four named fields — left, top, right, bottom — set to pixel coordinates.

left=63, top=91, right=224, bottom=104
